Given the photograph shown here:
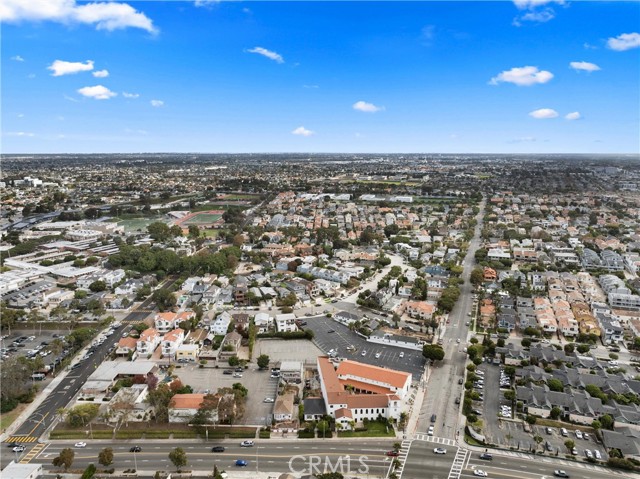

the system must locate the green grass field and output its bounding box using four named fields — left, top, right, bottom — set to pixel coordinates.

left=182, top=212, right=223, bottom=225
left=117, top=217, right=157, bottom=233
